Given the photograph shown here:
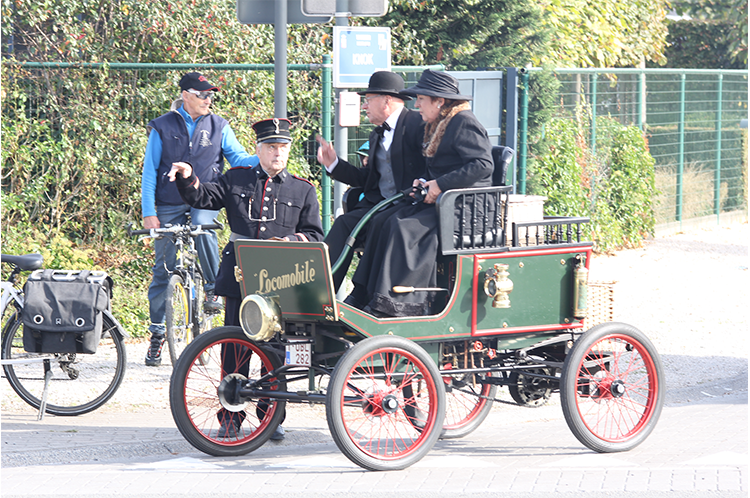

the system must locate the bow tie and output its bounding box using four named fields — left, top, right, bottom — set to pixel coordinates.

left=374, top=122, right=391, bottom=138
